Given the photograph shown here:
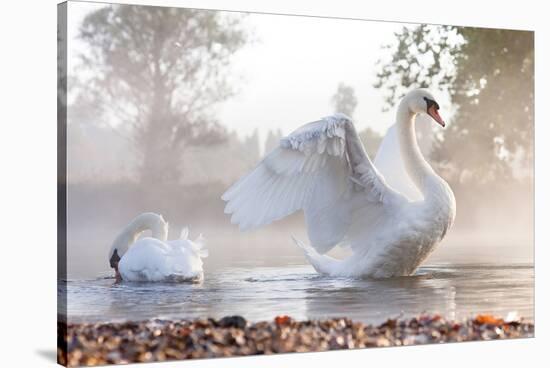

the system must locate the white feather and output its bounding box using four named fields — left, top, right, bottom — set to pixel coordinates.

left=113, top=215, right=207, bottom=282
